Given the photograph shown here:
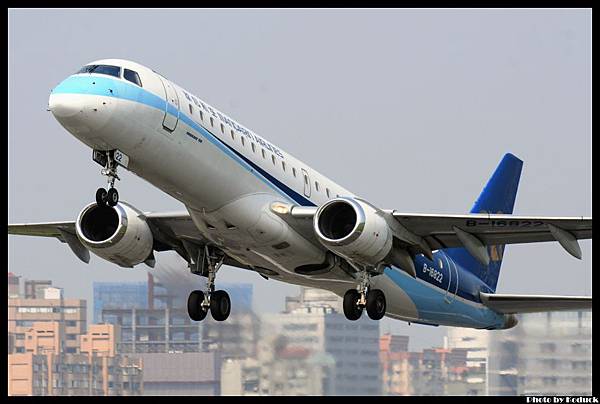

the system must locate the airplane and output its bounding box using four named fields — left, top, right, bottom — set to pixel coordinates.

left=9, top=59, right=592, bottom=329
